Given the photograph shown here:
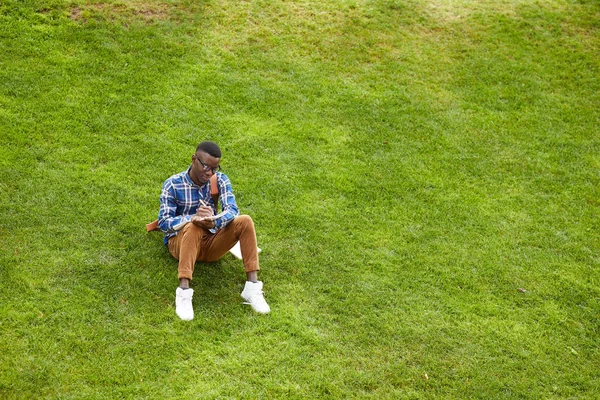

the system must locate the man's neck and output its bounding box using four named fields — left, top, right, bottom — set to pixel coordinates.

left=187, top=168, right=205, bottom=187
